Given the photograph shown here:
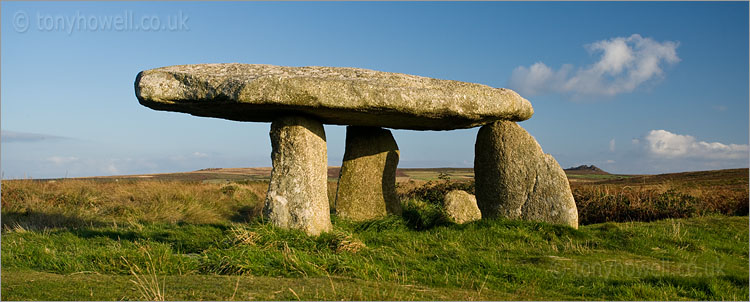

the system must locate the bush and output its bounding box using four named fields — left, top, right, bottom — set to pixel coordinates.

left=400, top=198, right=451, bottom=230
left=400, top=179, right=747, bottom=226
left=572, top=186, right=746, bottom=225
left=397, top=181, right=473, bottom=230
left=399, top=180, right=474, bottom=205
left=697, top=189, right=749, bottom=216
